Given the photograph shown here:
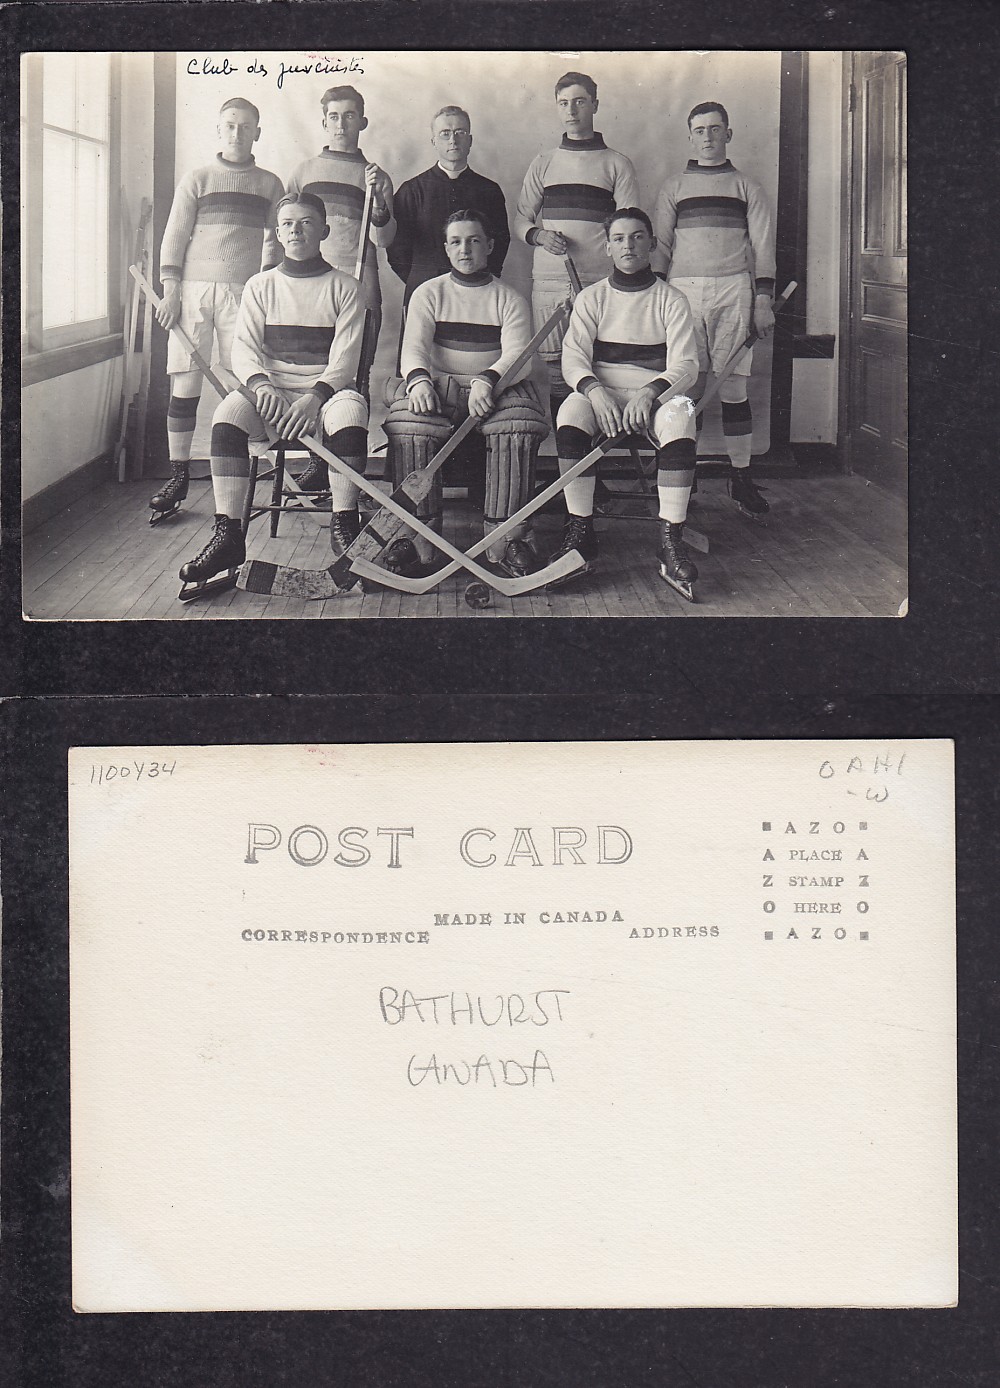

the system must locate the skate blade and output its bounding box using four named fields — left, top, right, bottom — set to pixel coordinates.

left=735, top=503, right=769, bottom=525
left=658, top=564, right=696, bottom=602
left=149, top=505, right=182, bottom=526
left=177, top=570, right=238, bottom=603
left=546, top=559, right=595, bottom=591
